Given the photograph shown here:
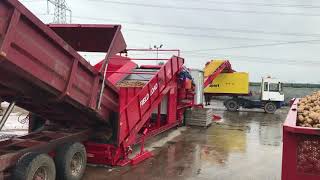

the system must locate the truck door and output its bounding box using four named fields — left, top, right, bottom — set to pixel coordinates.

left=262, top=82, right=284, bottom=101
left=261, top=82, right=269, bottom=100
